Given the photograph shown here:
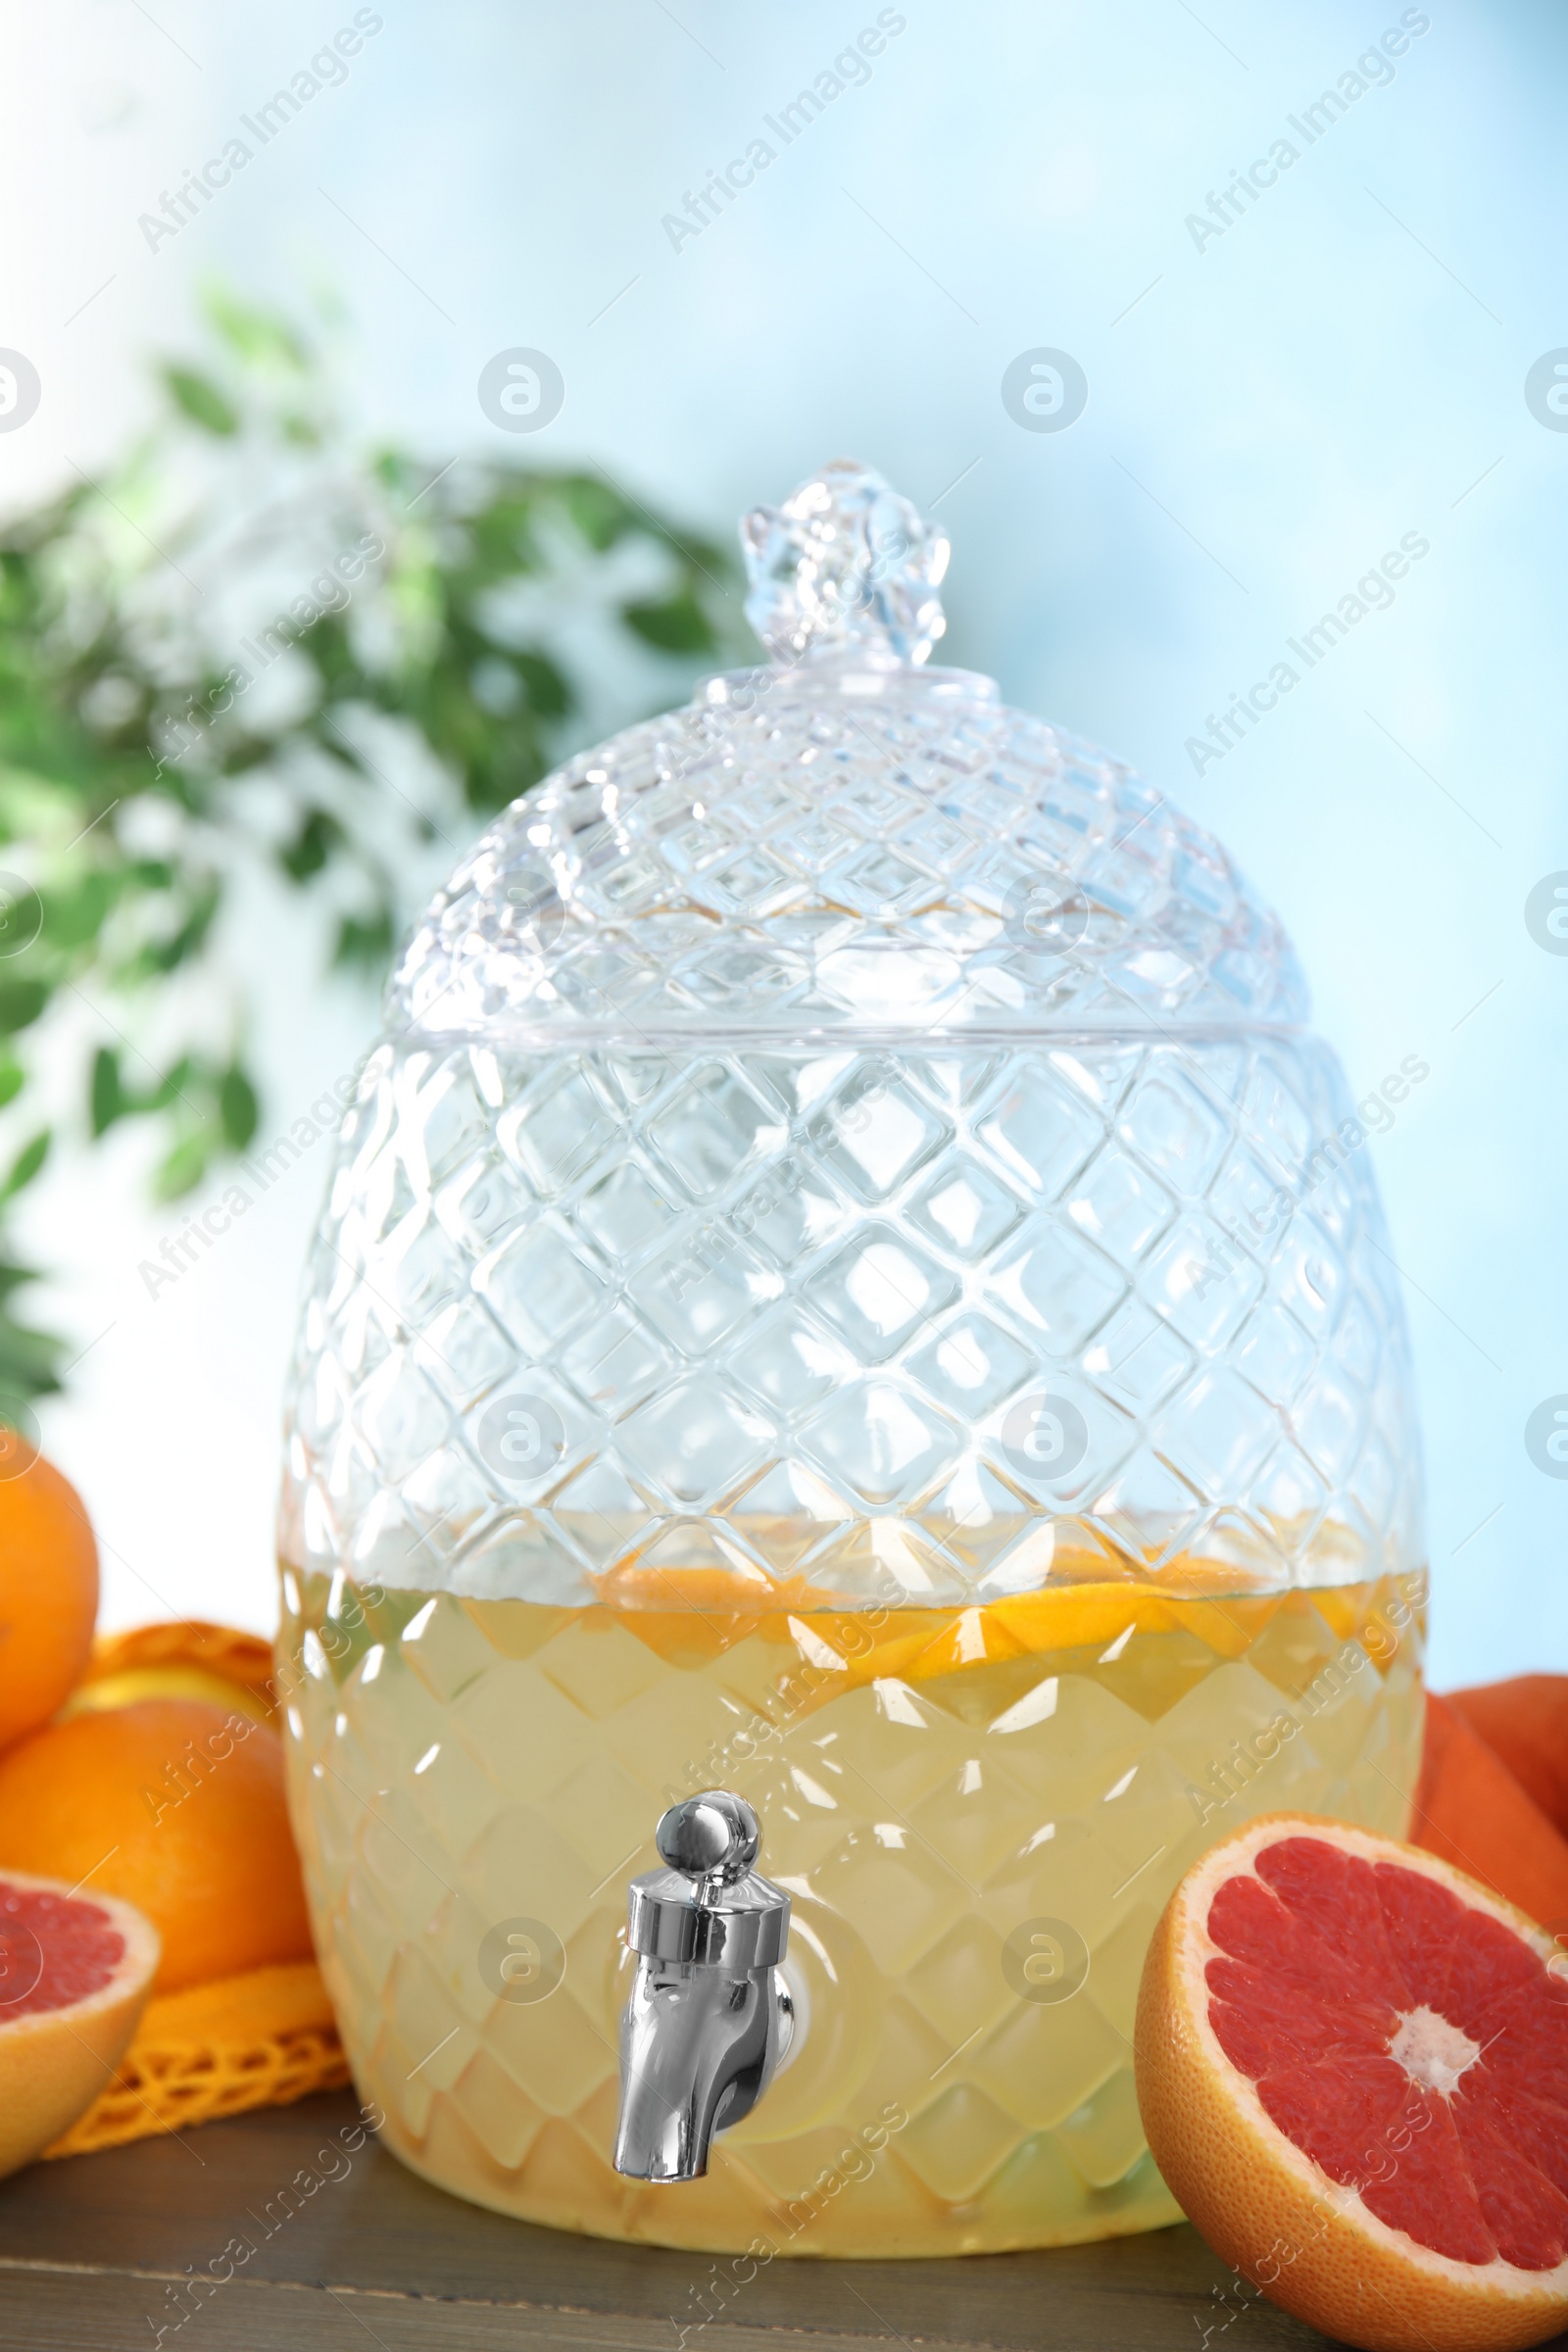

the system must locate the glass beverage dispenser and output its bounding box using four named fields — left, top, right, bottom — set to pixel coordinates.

left=277, top=462, right=1426, bottom=2256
